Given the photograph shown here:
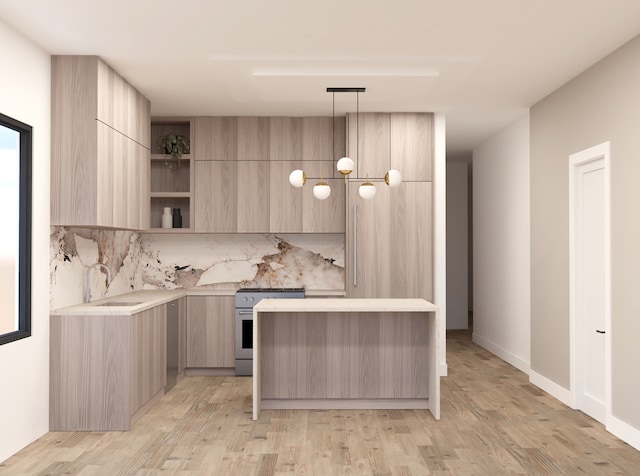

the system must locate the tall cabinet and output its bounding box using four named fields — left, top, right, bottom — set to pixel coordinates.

left=346, top=113, right=434, bottom=300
